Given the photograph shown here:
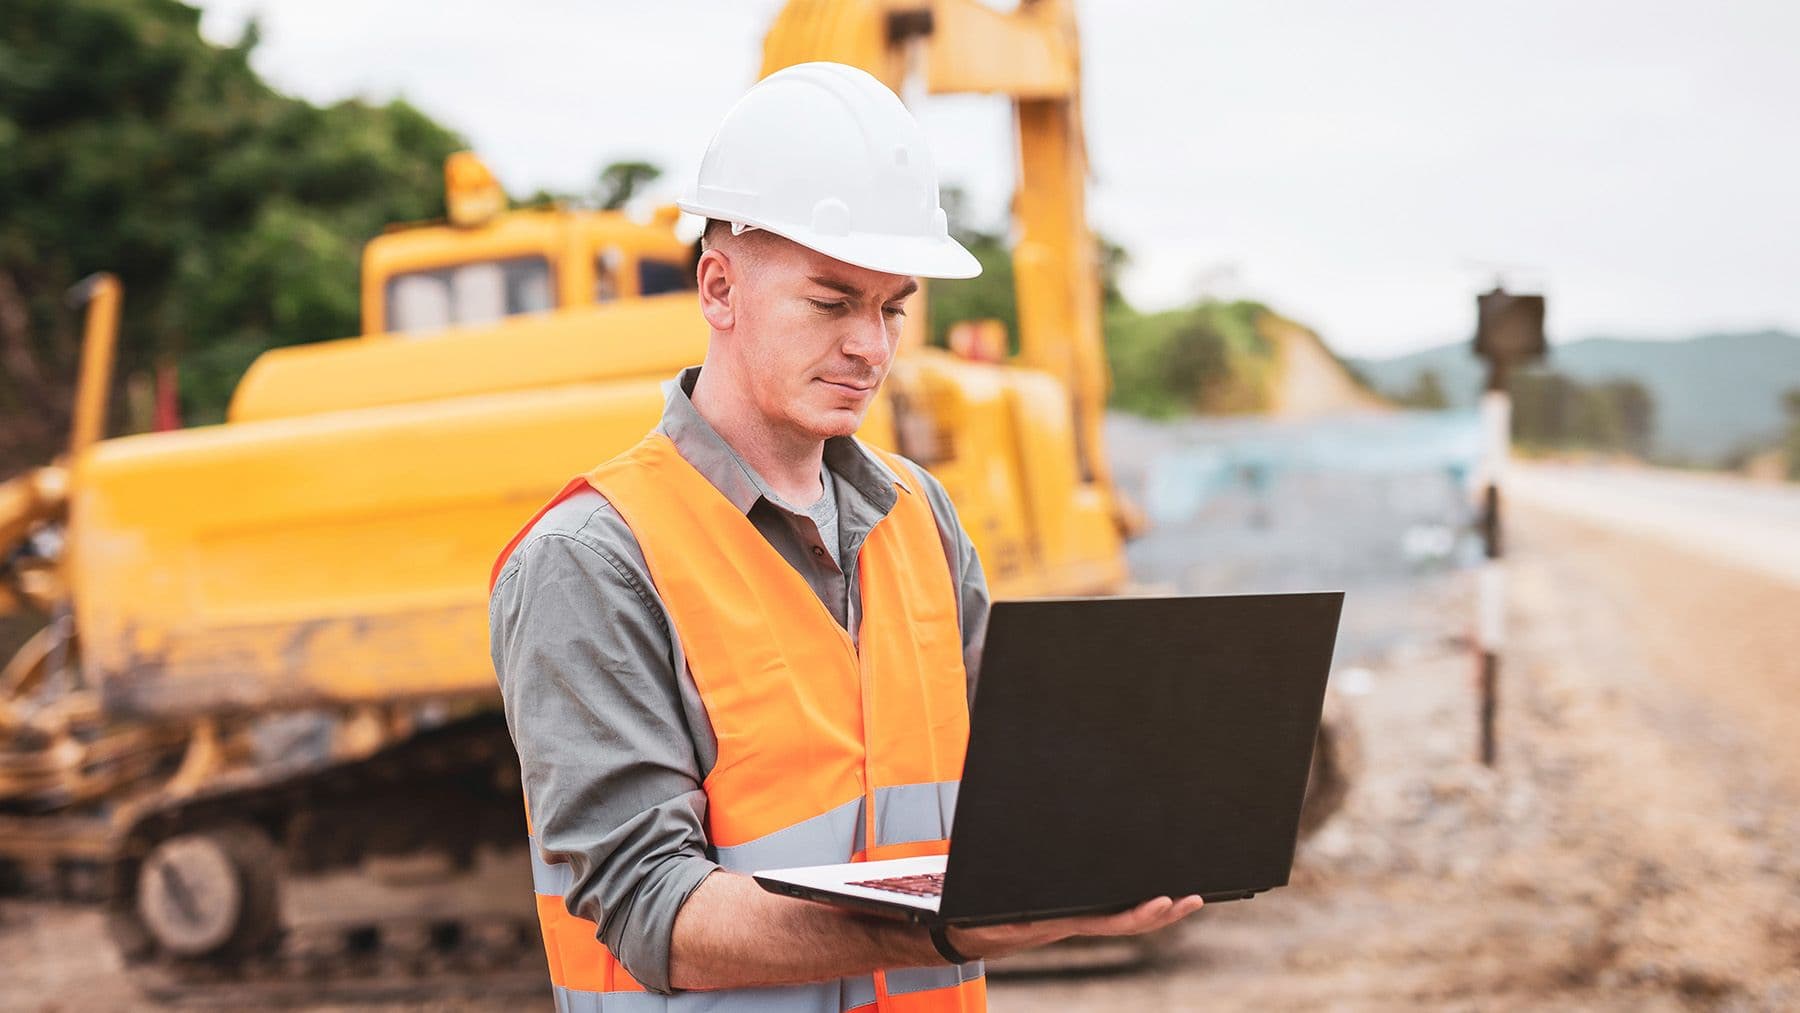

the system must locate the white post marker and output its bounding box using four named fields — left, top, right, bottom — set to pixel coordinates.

left=1469, top=286, right=1546, bottom=767
left=1475, top=389, right=1510, bottom=767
